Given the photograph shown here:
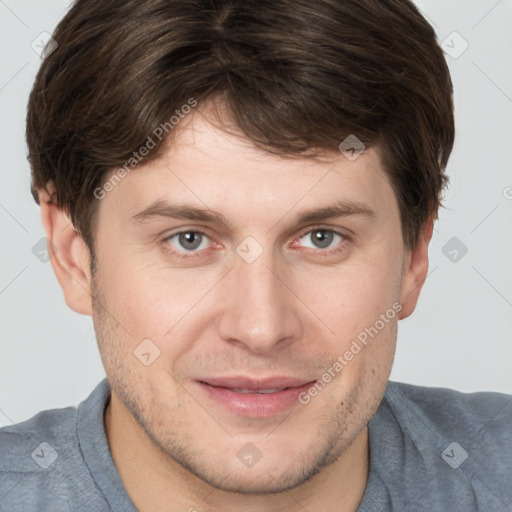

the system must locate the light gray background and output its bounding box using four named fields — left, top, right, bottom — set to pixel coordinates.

left=1, top=0, right=511, bottom=428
